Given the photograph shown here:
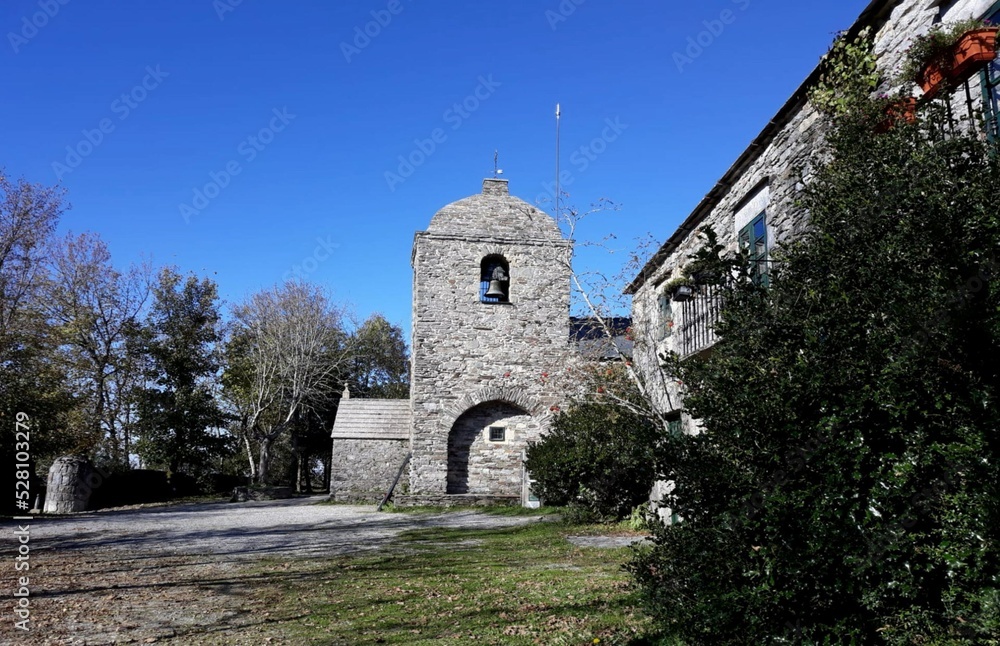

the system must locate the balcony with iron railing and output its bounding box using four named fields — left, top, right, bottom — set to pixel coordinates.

left=677, top=283, right=724, bottom=358
left=675, top=259, right=771, bottom=358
